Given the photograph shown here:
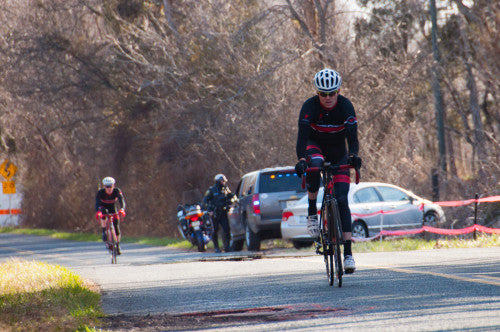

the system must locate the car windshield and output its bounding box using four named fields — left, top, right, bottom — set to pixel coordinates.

left=259, top=171, right=306, bottom=193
